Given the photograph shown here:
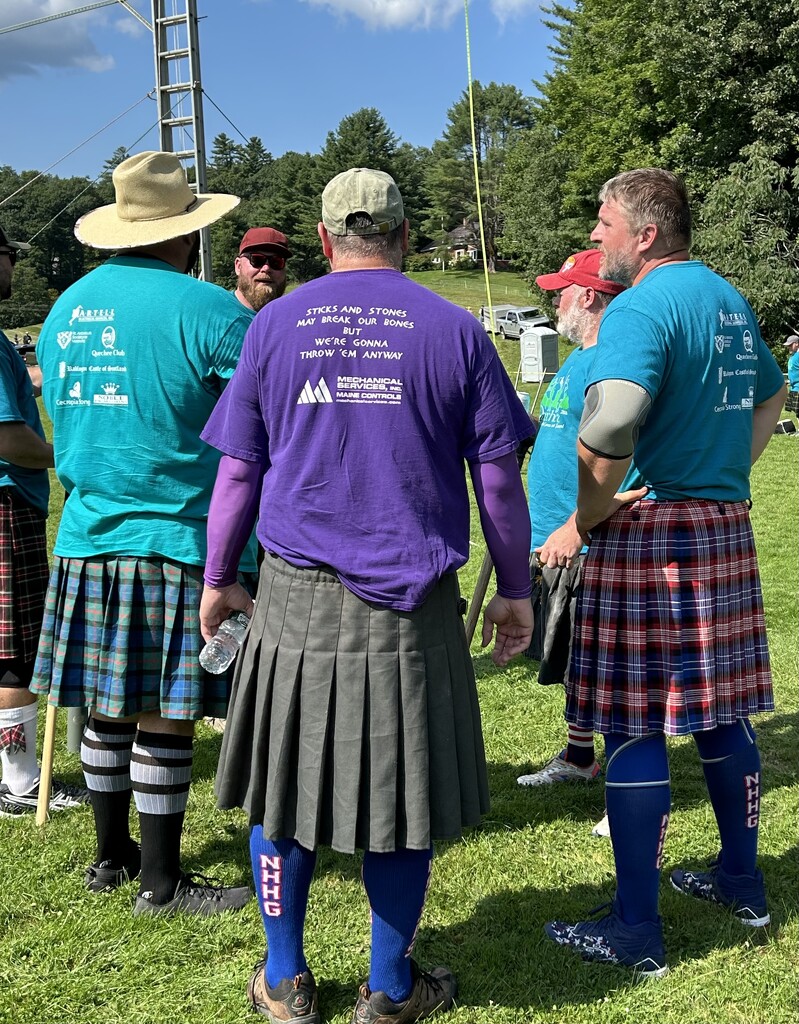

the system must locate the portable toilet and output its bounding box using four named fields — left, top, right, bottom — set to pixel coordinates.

left=520, top=325, right=559, bottom=382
